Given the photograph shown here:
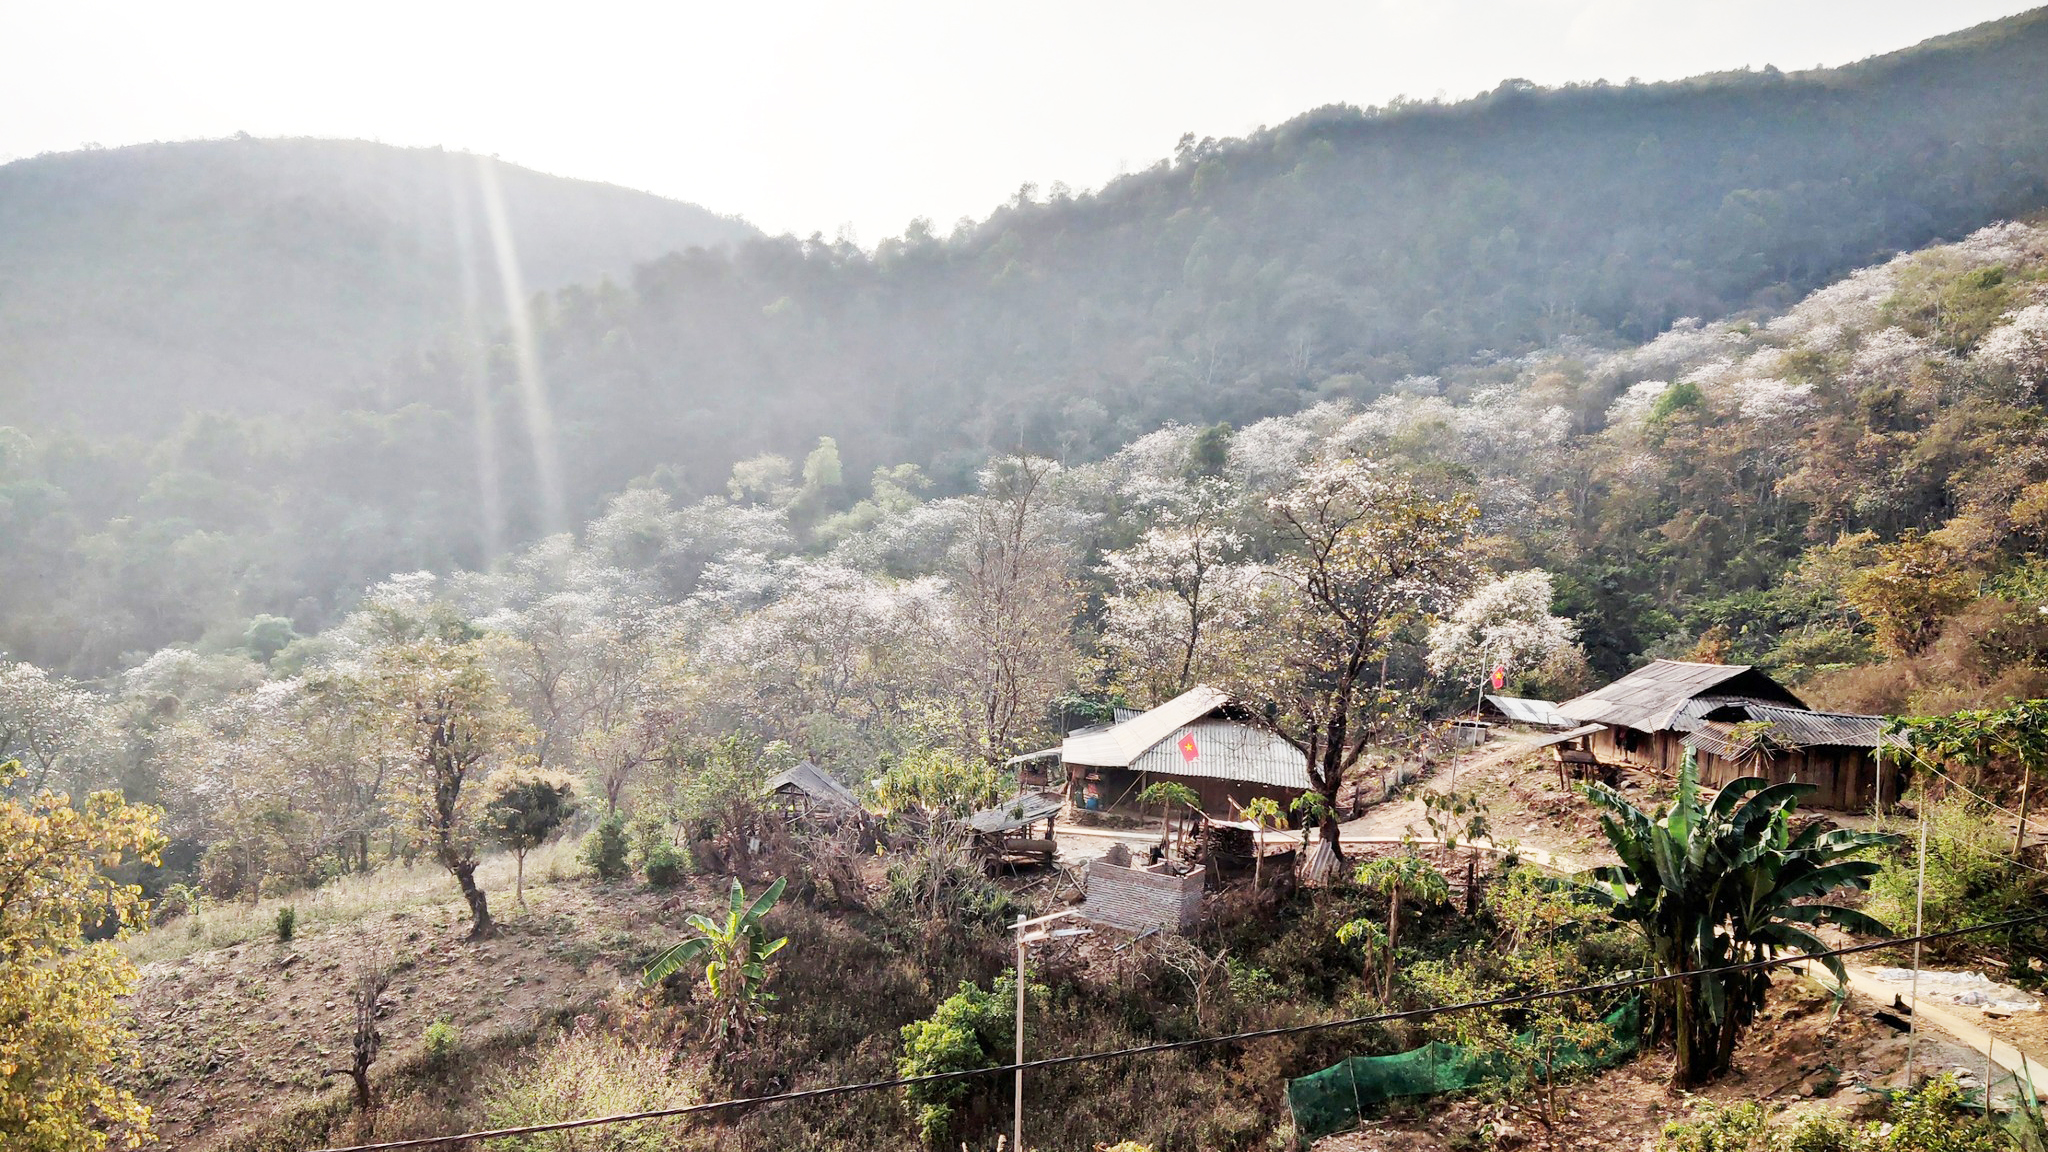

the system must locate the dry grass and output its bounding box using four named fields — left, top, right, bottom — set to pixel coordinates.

left=121, top=838, right=587, bottom=966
